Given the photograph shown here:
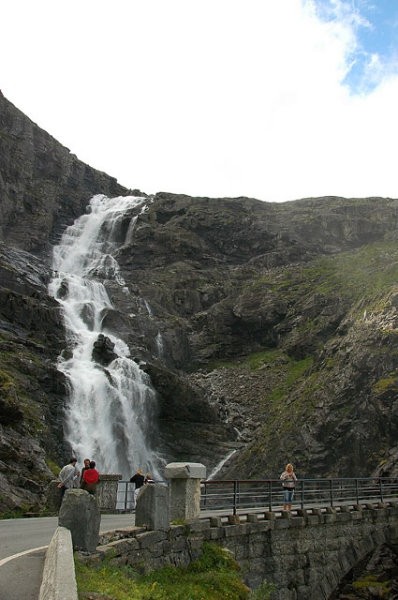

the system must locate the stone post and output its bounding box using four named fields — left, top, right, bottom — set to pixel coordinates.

left=135, top=483, right=170, bottom=530
left=164, top=462, right=206, bottom=521
left=45, top=480, right=63, bottom=514
left=58, top=489, right=101, bottom=553
left=96, top=474, right=122, bottom=512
